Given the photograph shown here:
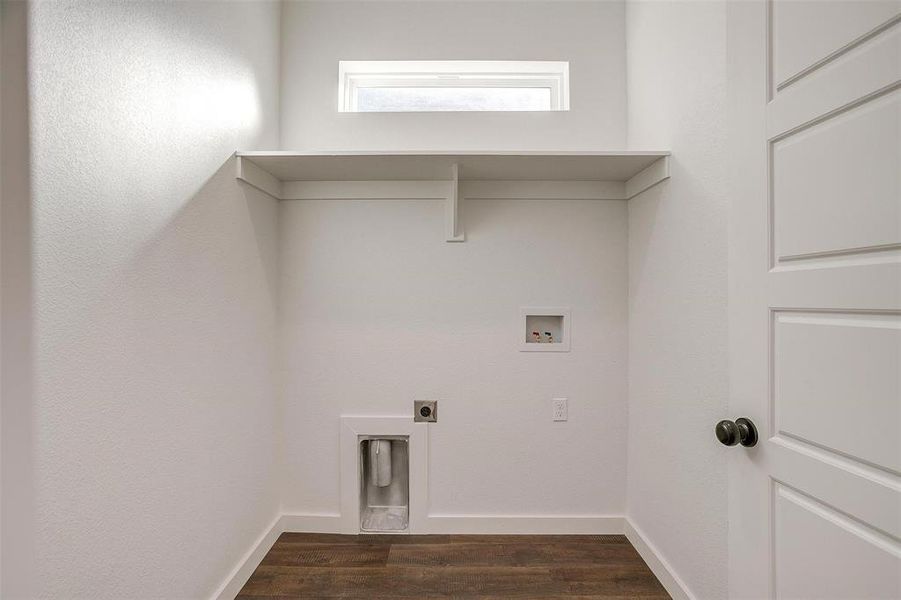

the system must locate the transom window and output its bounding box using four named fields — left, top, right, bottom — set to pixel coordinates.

left=338, top=60, right=570, bottom=113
